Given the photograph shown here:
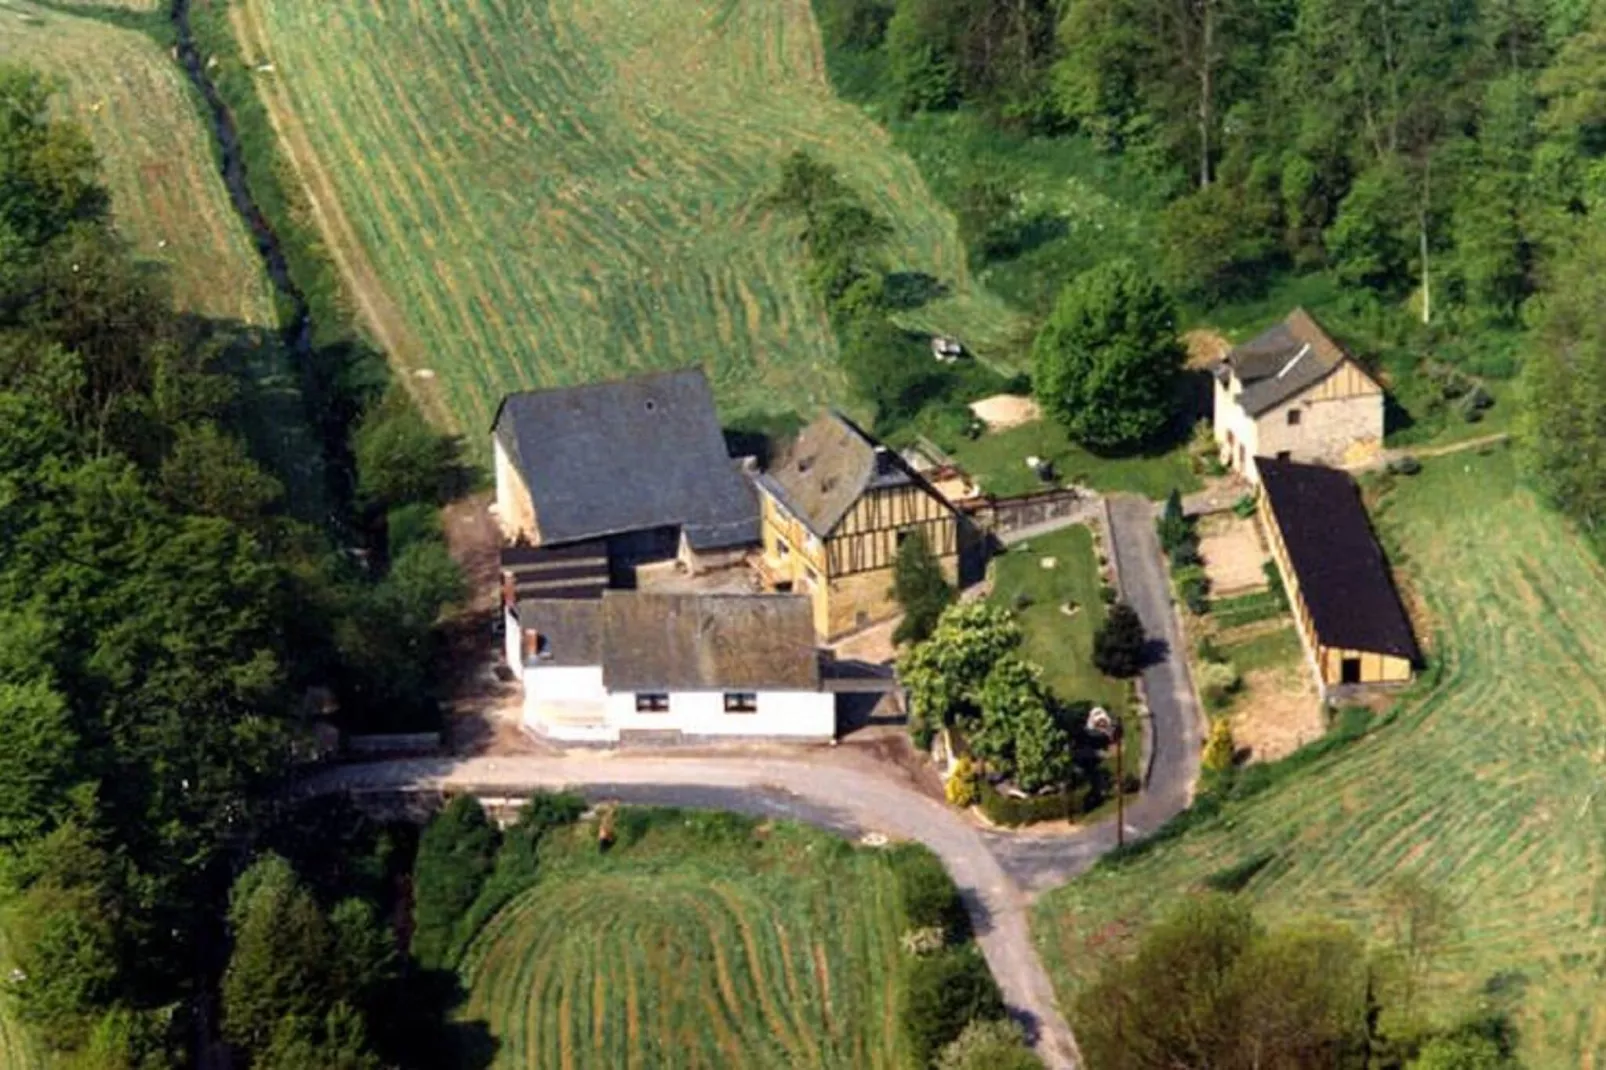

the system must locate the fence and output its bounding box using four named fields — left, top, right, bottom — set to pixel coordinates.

left=960, top=487, right=1084, bottom=538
